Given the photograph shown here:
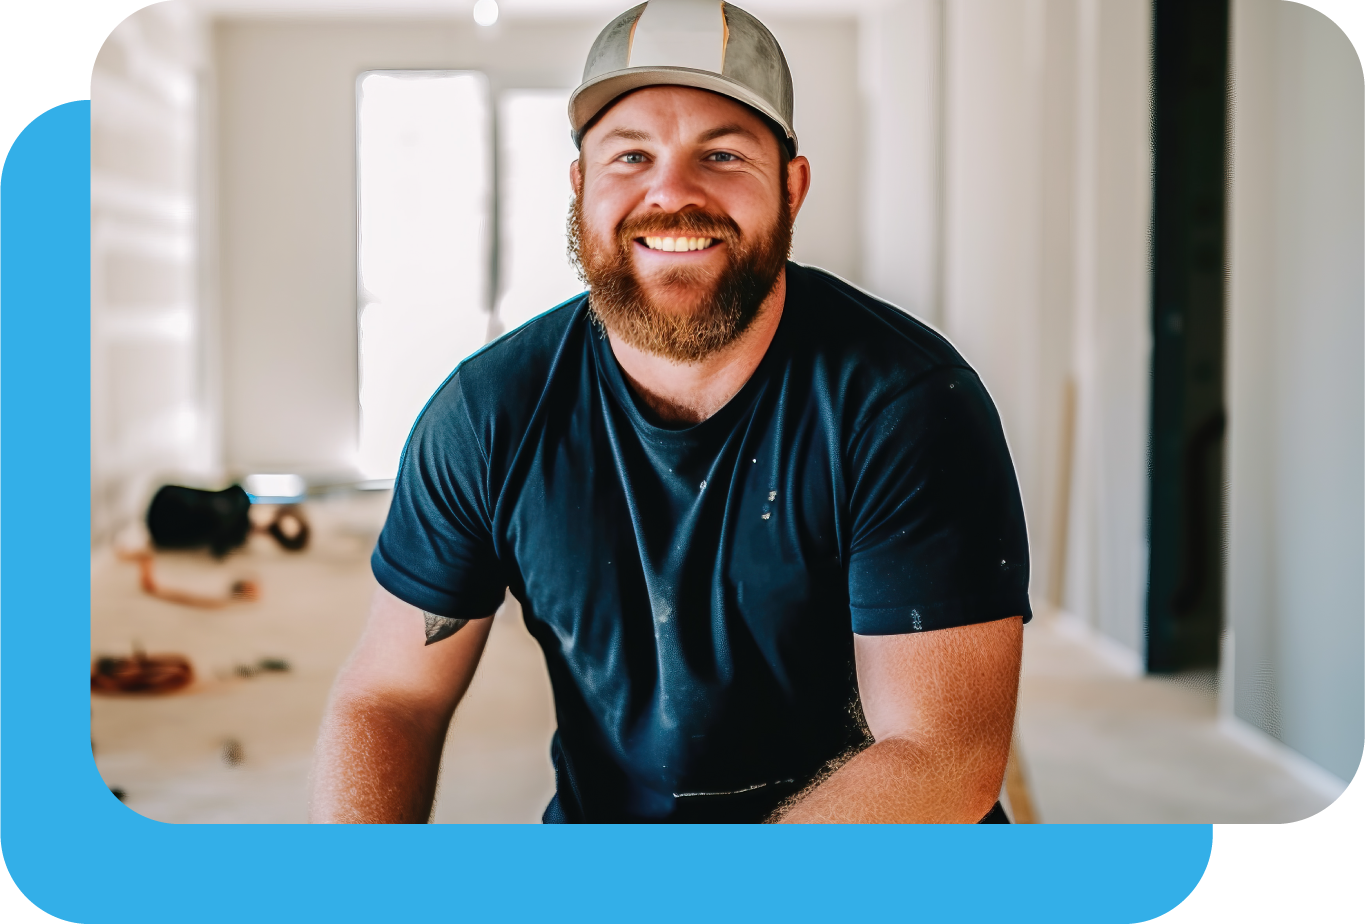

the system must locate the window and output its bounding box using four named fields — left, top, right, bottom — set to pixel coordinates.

left=356, top=71, right=492, bottom=480
left=356, top=75, right=587, bottom=481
